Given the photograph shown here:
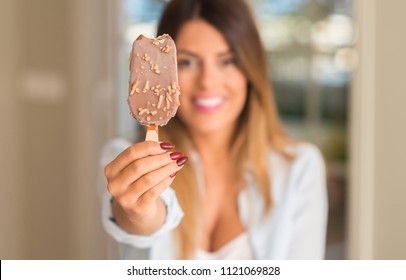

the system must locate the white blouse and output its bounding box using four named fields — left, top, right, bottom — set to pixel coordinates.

left=194, top=232, right=254, bottom=260
left=98, top=138, right=328, bottom=259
